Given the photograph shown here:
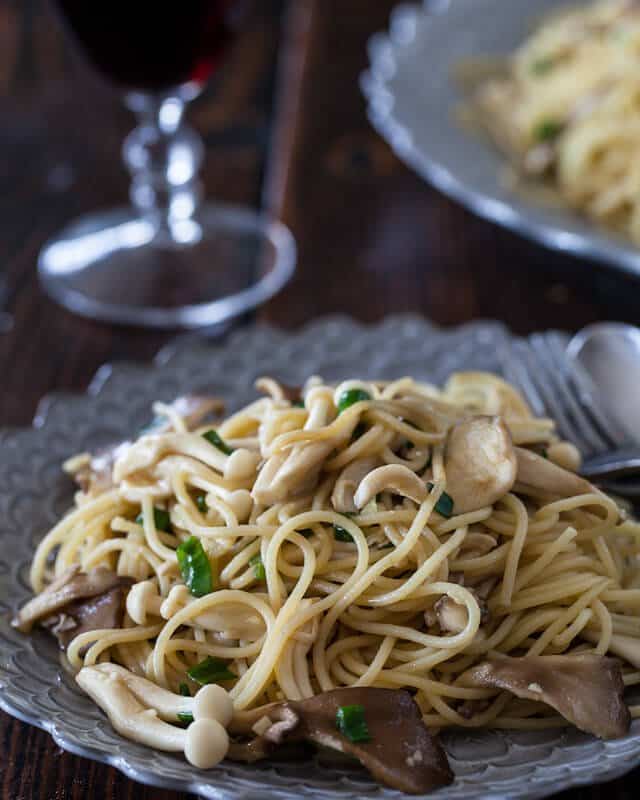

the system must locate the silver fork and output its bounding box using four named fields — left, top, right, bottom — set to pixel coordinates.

left=502, top=332, right=640, bottom=495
